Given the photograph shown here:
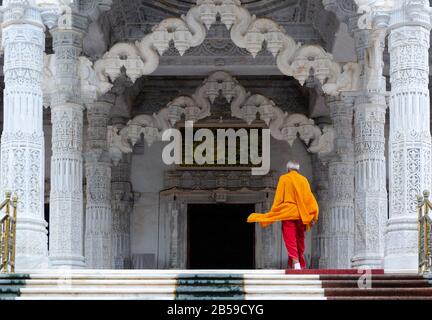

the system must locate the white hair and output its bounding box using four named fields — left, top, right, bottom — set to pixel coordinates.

left=287, top=161, right=300, bottom=171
